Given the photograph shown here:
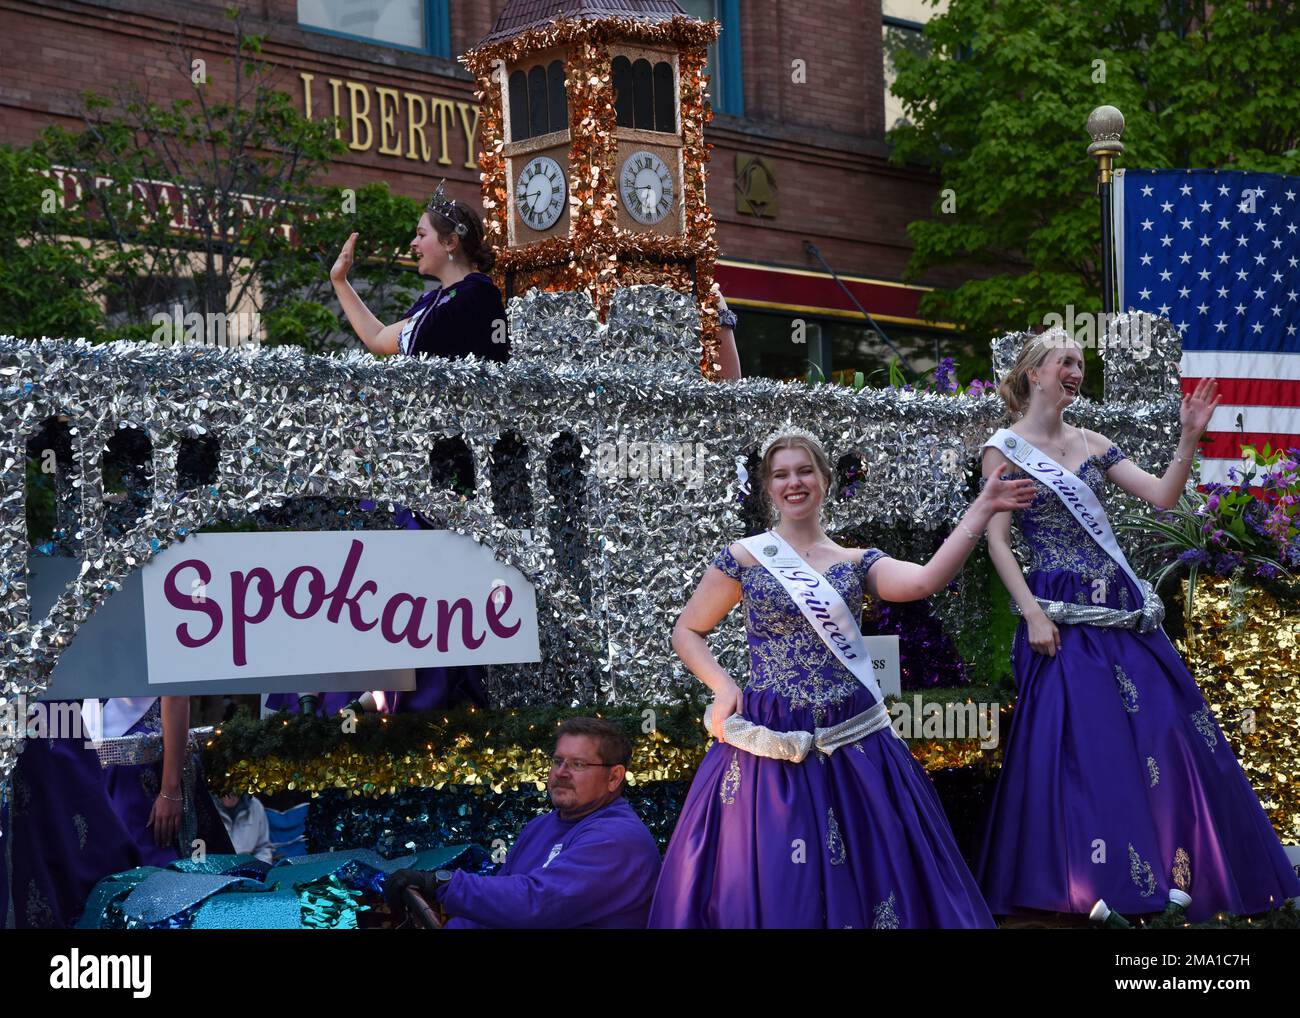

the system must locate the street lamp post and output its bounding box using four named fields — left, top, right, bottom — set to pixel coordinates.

left=1088, top=105, right=1126, bottom=315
